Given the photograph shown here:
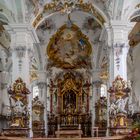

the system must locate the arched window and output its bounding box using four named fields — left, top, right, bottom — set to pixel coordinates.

left=33, top=86, right=39, bottom=98
left=100, top=84, right=107, bottom=97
